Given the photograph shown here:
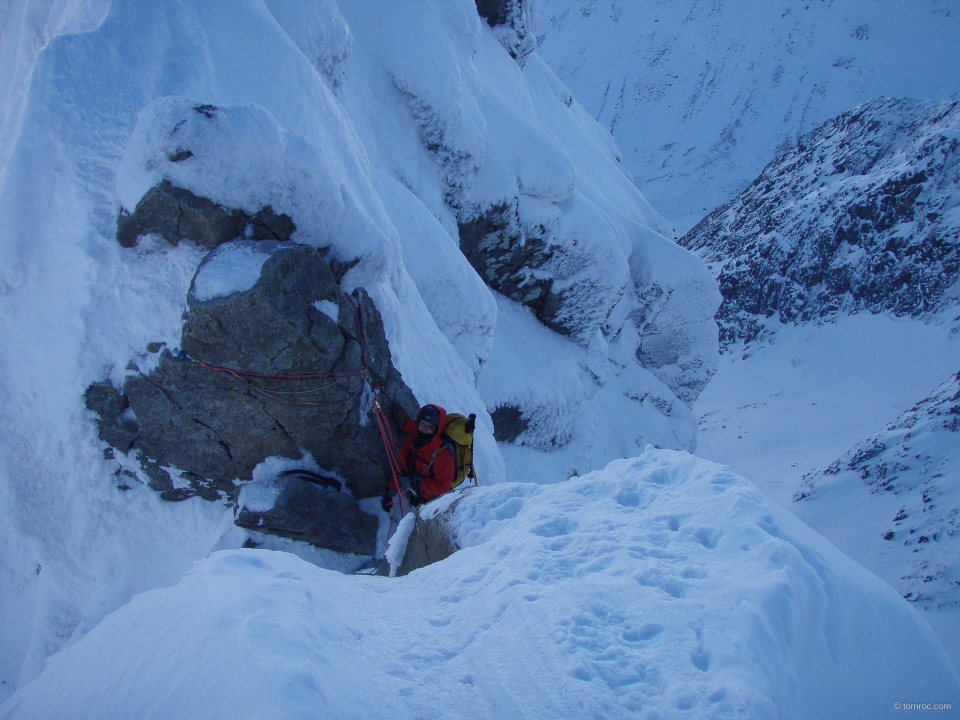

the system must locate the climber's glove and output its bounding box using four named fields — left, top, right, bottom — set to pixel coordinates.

left=380, top=487, right=396, bottom=512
